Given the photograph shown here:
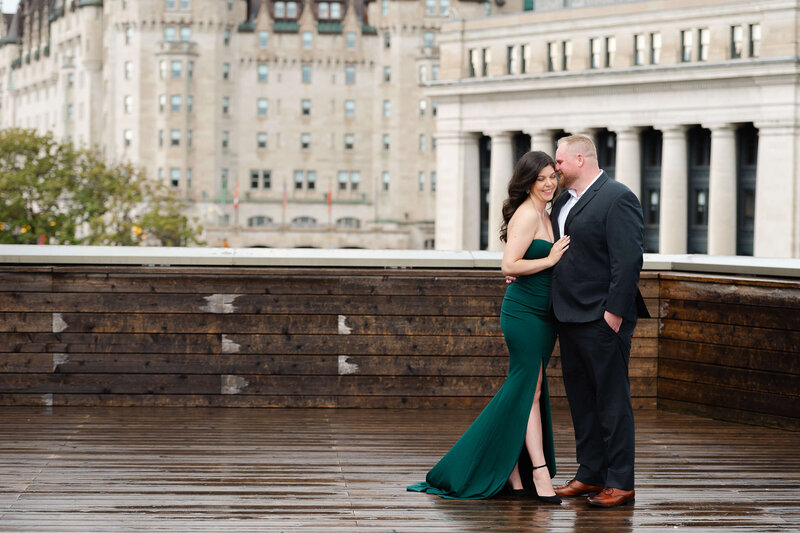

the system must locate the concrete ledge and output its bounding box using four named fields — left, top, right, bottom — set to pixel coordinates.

left=1, top=245, right=799, bottom=277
